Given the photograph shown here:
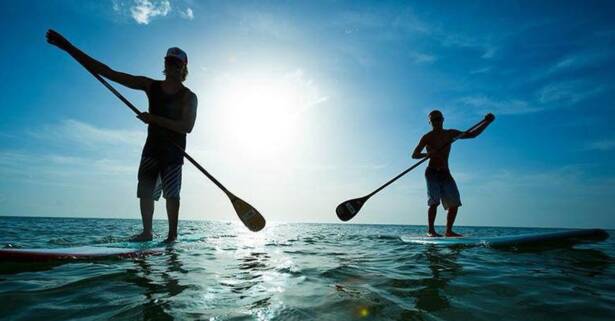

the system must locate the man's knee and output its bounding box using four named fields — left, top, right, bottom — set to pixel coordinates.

left=139, top=197, right=154, bottom=204
left=165, top=197, right=180, bottom=207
